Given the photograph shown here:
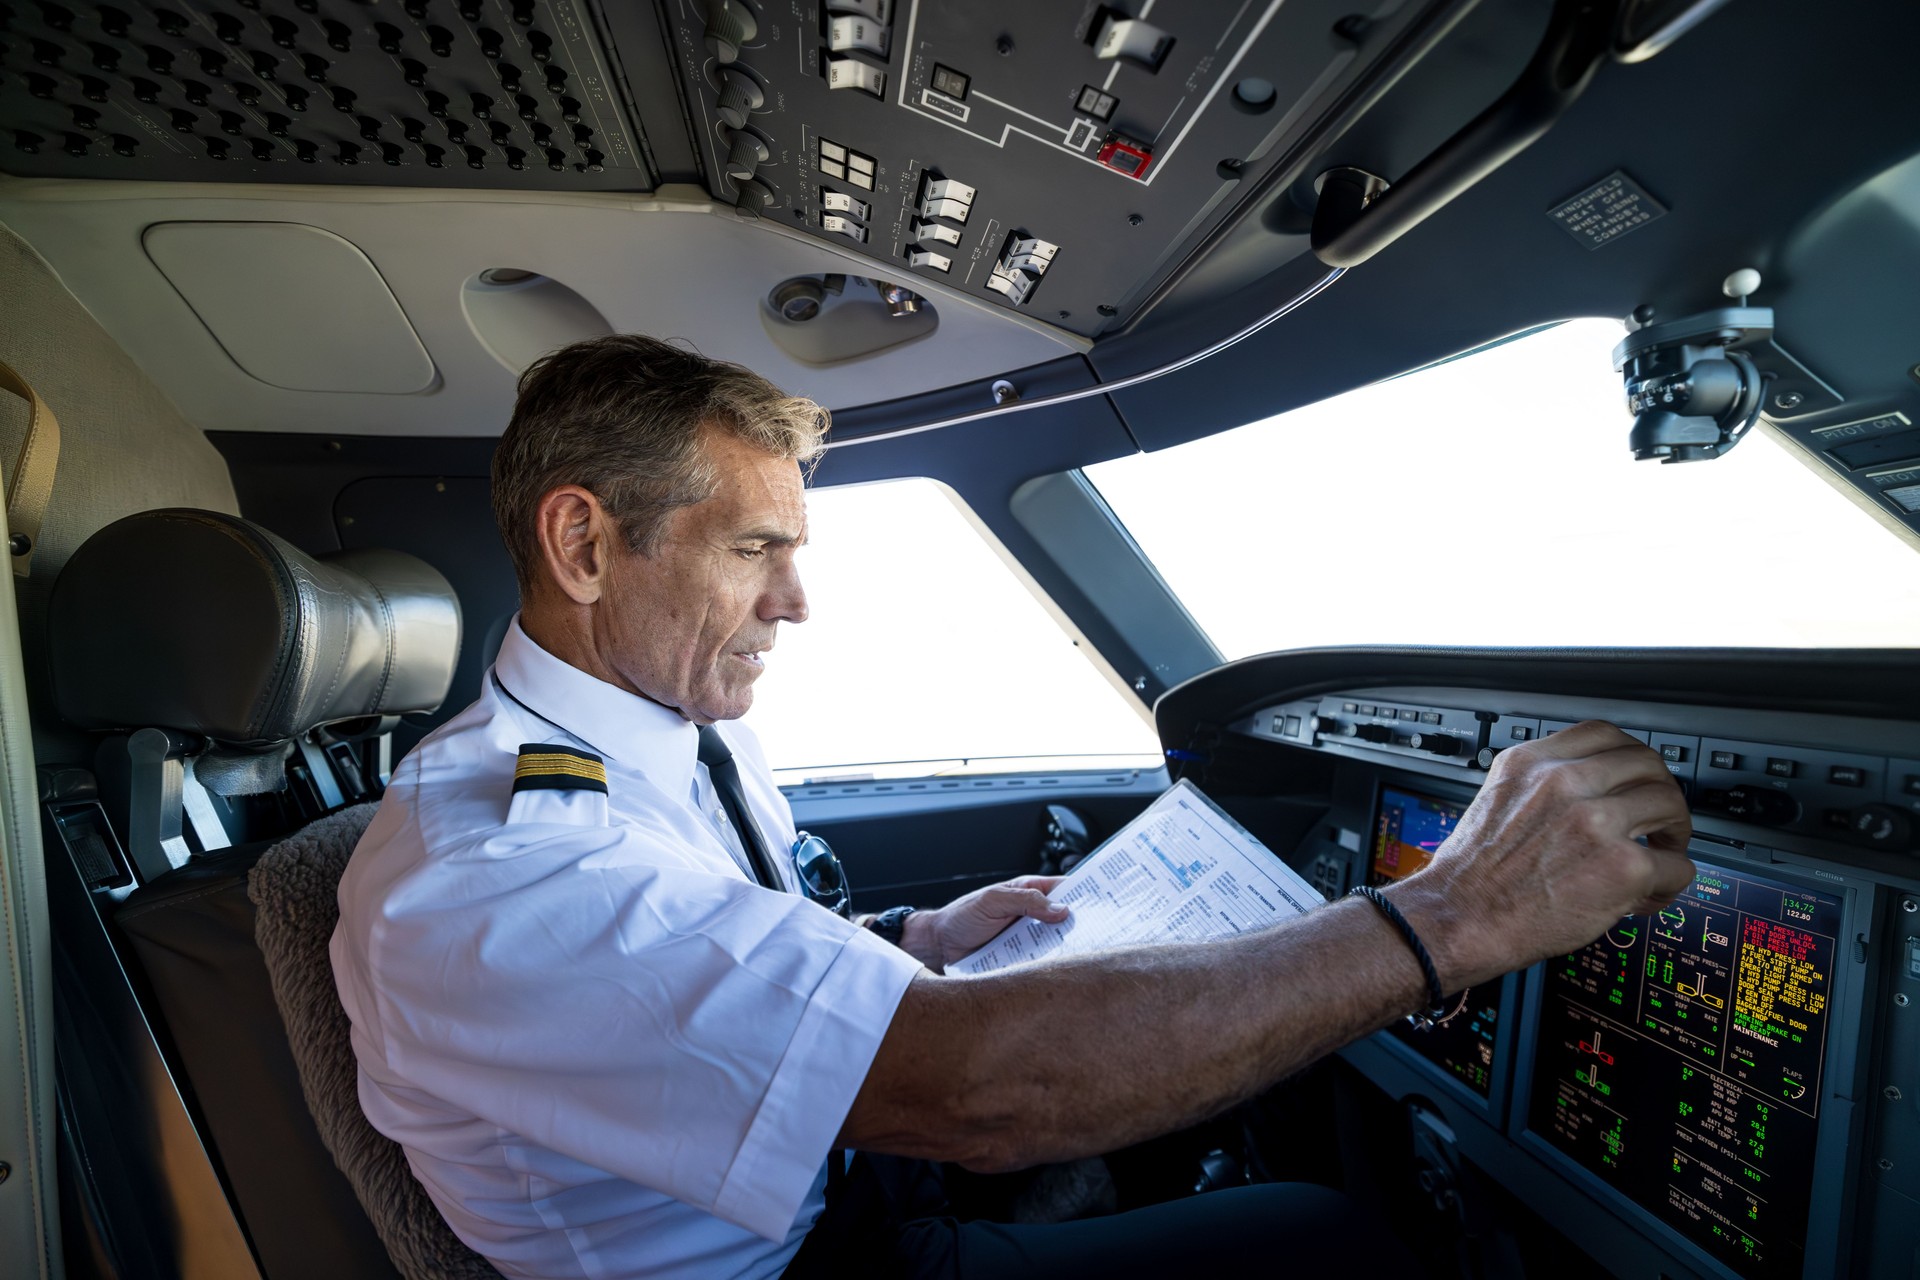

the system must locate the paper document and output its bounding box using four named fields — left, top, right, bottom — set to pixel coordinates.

left=948, top=779, right=1325, bottom=976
